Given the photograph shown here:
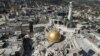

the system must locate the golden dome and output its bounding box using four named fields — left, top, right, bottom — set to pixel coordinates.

left=48, top=30, right=61, bottom=43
